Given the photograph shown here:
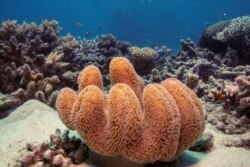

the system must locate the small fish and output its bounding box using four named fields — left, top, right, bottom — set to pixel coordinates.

left=85, top=31, right=91, bottom=37
left=98, top=25, right=102, bottom=30
left=204, top=22, right=210, bottom=27
left=223, top=13, right=227, bottom=16
left=75, top=22, right=82, bottom=27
